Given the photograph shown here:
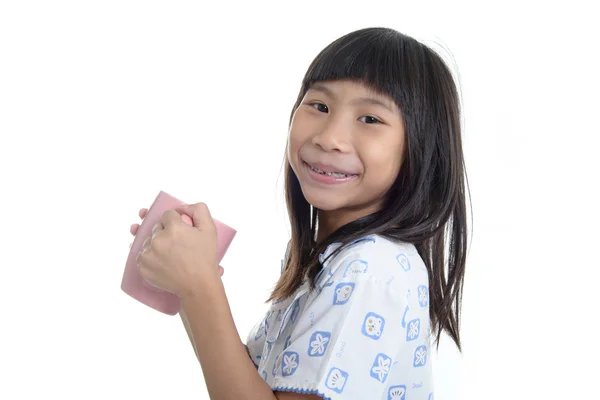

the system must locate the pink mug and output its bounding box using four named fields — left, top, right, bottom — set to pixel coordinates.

left=121, top=190, right=236, bottom=315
